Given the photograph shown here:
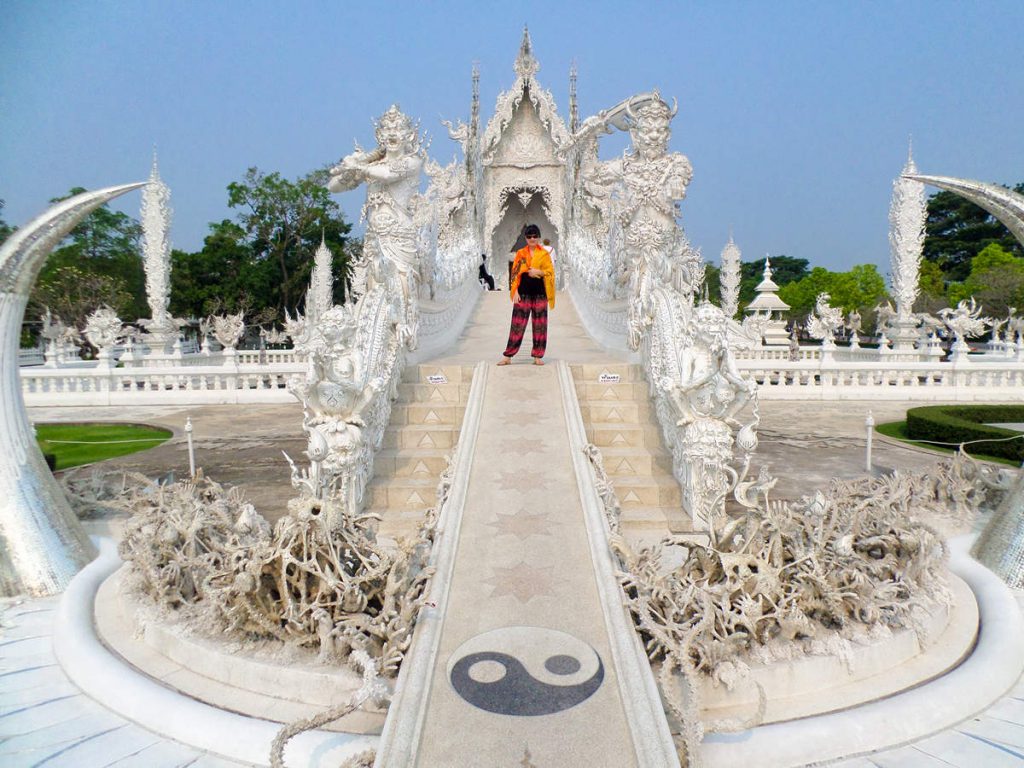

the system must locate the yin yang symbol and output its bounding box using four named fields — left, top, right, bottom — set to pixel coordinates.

left=447, top=626, right=604, bottom=716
